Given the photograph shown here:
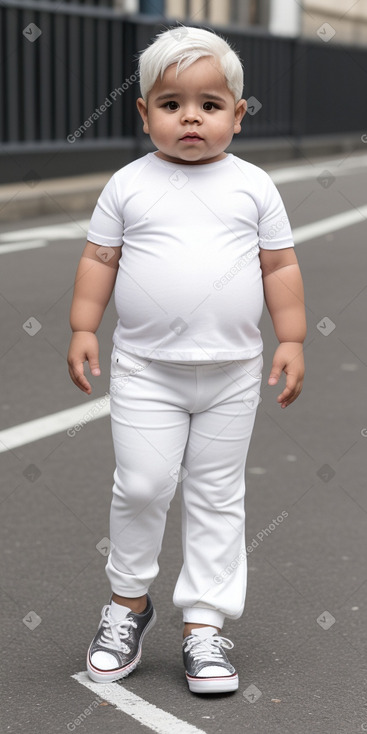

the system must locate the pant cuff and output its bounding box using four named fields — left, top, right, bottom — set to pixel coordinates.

left=110, top=587, right=149, bottom=598
left=183, top=606, right=225, bottom=629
